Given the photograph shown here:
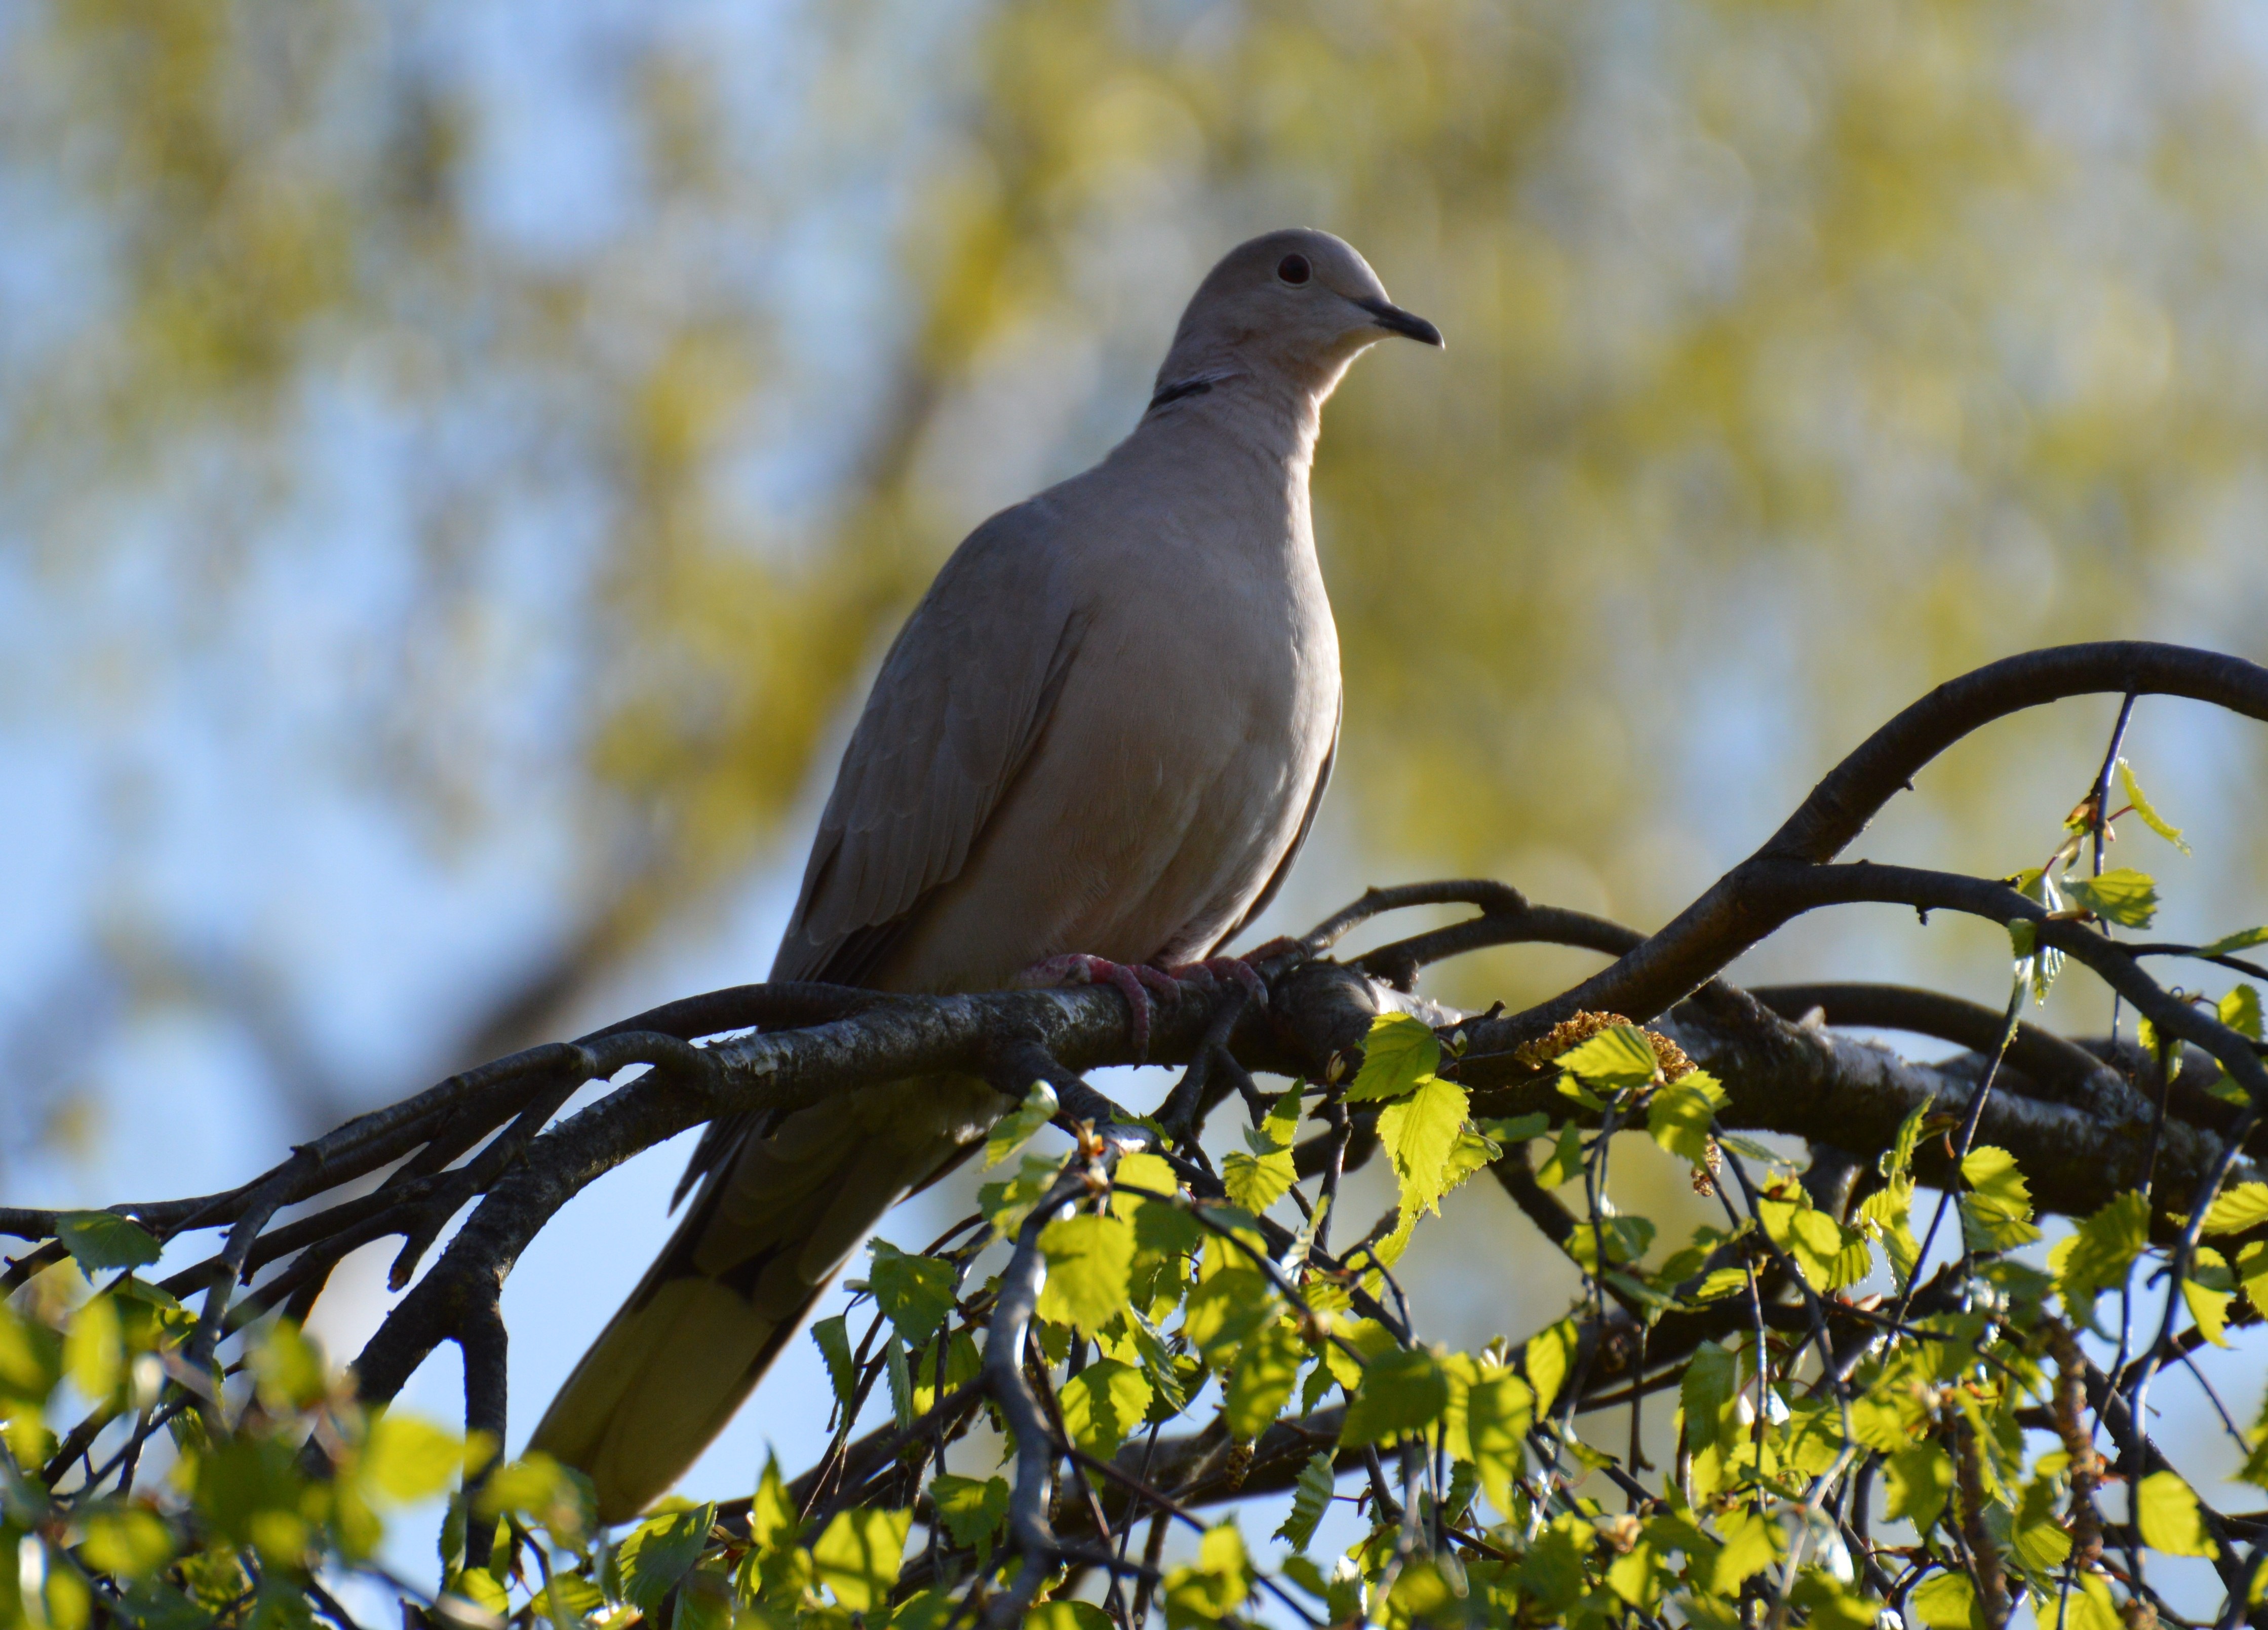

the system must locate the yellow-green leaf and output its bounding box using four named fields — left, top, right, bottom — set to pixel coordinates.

left=1556, top=1025, right=1662, bottom=1090
left=2064, top=868, right=2160, bottom=929
left=1343, top=1012, right=1441, bottom=1103
left=1221, top=1145, right=1297, bottom=1214
left=1059, top=1358, right=1152, bottom=1457
left=2202, top=927, right=2268, bottom=959
left=64, top=1294, right=124, bottom=1402
left=77, top=1507, right=175, bottom=1578
left=2119, top=760, right=2189, bottom=854
left=1647, top=1070, right=1726, bottom=1165
left=1037, top=1212, right=1135, bottom=1336
left=1223, top=1319, right=1302, bottom=1440
left=362, top=1412, right=465, bottom=1504
left=983, top=1082, right=1057, bottom=1169
left=1377, top=1073, right=1470, bottom=1221
left=1341, top=1348, right=1449, bottom=1445
left=2135, top=1470, right=2213, bottom=1557
left=810, top=1506, right=911, bottom=1613
left=2203, top=1182, right=2268, bottom=1235
left=1959, top=1145, right=2042, bottom=1251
